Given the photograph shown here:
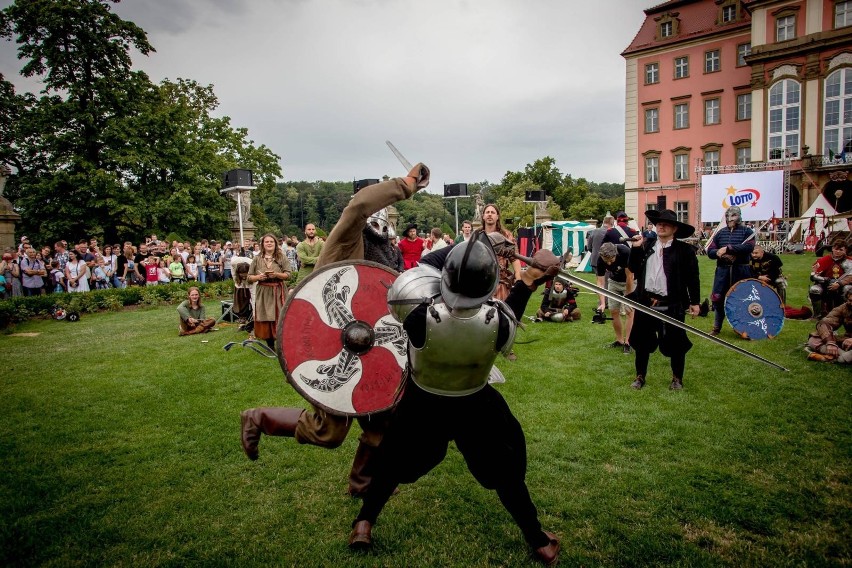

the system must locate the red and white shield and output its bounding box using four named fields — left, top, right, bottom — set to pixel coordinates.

left=278, top=260, right=407, bottom=417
